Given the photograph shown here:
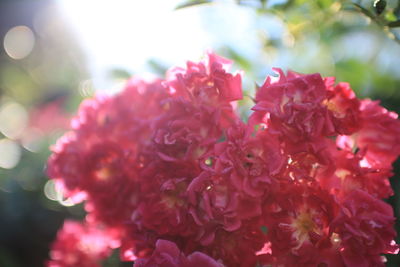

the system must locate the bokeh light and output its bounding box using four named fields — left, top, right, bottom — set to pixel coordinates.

left=44, top=179, right=76, bottom=207
left=43, top=180, right=59, bottom=202
left=0, top=101, right=28, bottom=139
left=0, top=138, right=21, bottom=169
left=21, top=128, right=44, bottom=153
left=3, top=25, right=35, bottom=60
